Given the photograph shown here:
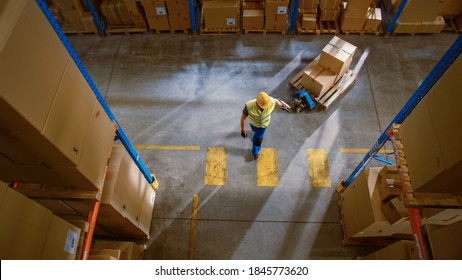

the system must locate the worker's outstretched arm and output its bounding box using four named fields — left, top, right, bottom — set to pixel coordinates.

left=276, top=98, right=291, bottom=110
